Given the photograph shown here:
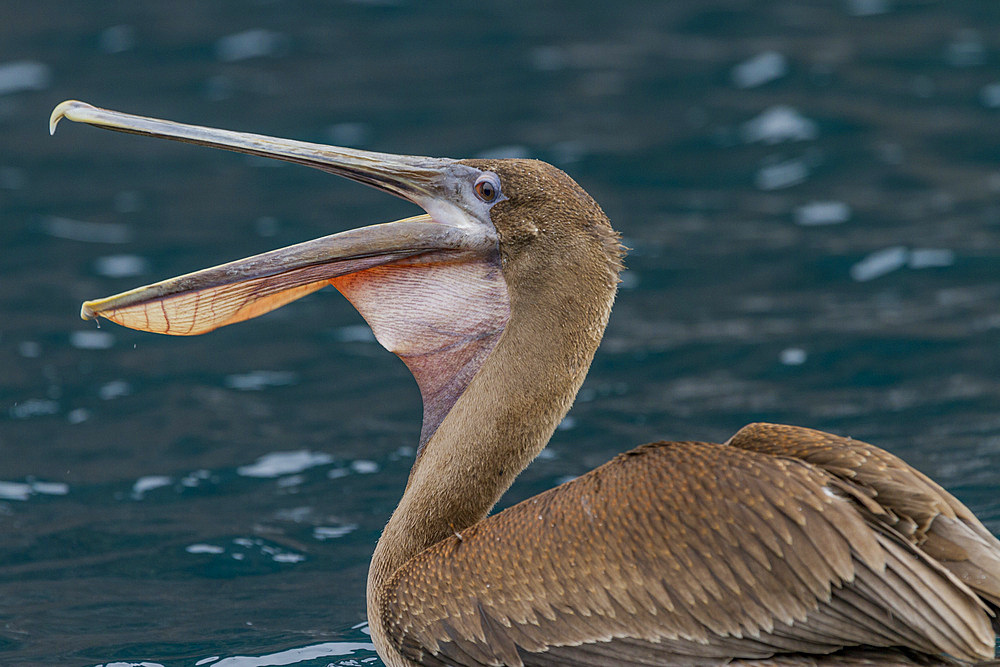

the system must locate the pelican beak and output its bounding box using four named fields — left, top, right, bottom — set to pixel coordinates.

left=50, top=101, right=497, bottom=336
